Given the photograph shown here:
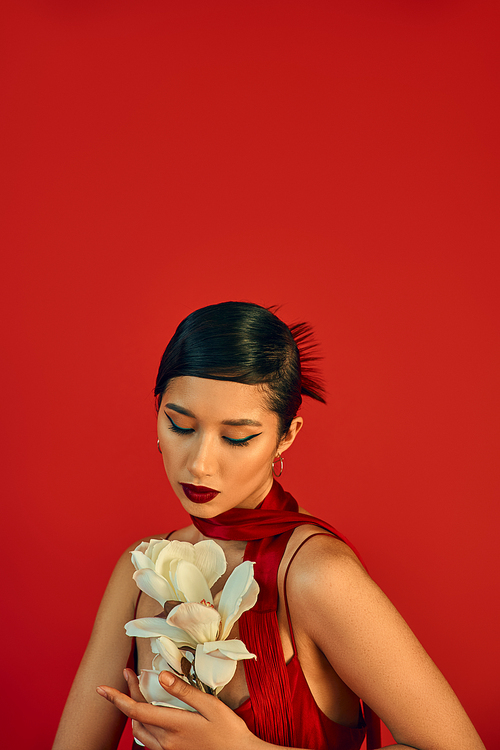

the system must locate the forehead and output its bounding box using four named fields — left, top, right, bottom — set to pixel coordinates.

left=162, top=376, right=274, bottom=422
